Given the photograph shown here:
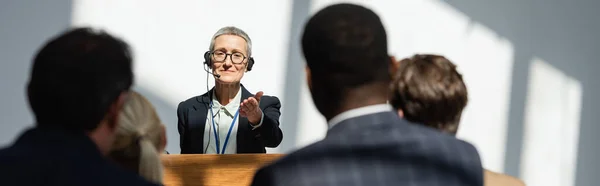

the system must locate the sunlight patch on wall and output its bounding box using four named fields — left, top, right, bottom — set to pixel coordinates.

left=520, top=57, right=582, bottom=186
left=456, top=23, right=514, bottom=173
